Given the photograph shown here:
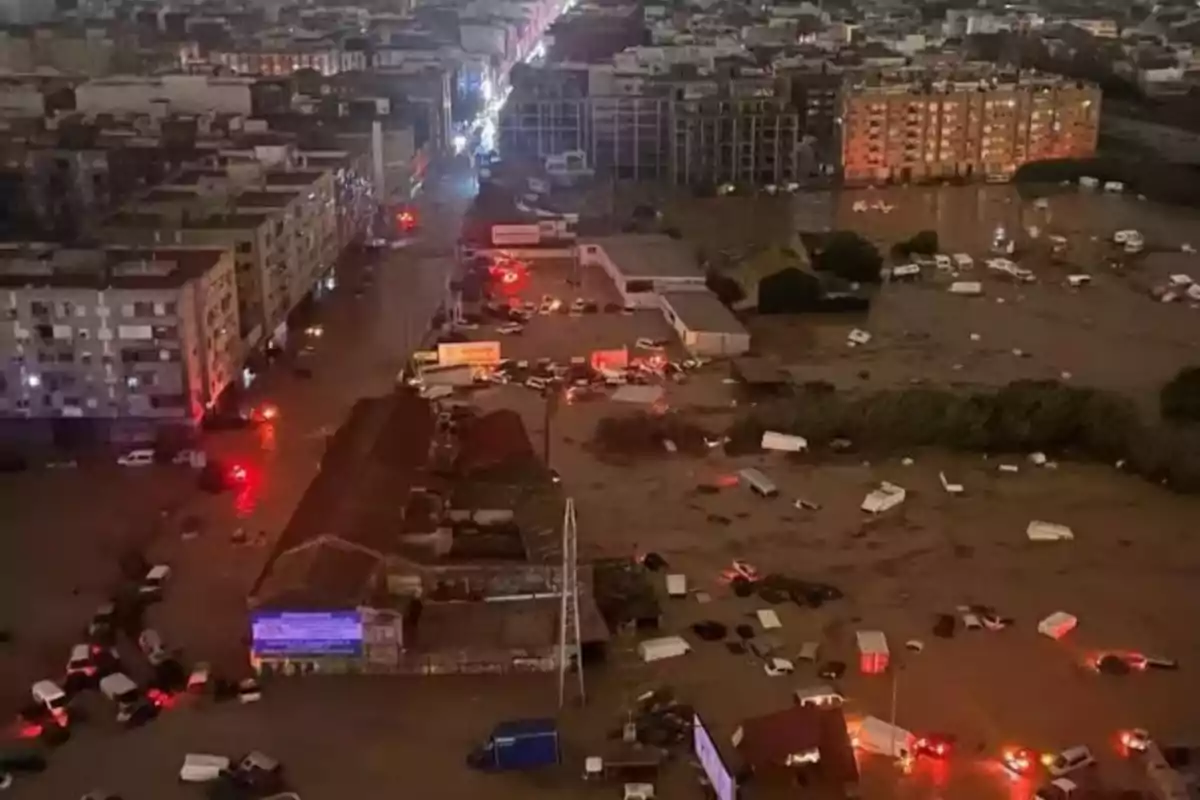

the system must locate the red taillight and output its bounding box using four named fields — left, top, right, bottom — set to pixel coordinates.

left=18, top=722, right=43, bottom=739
